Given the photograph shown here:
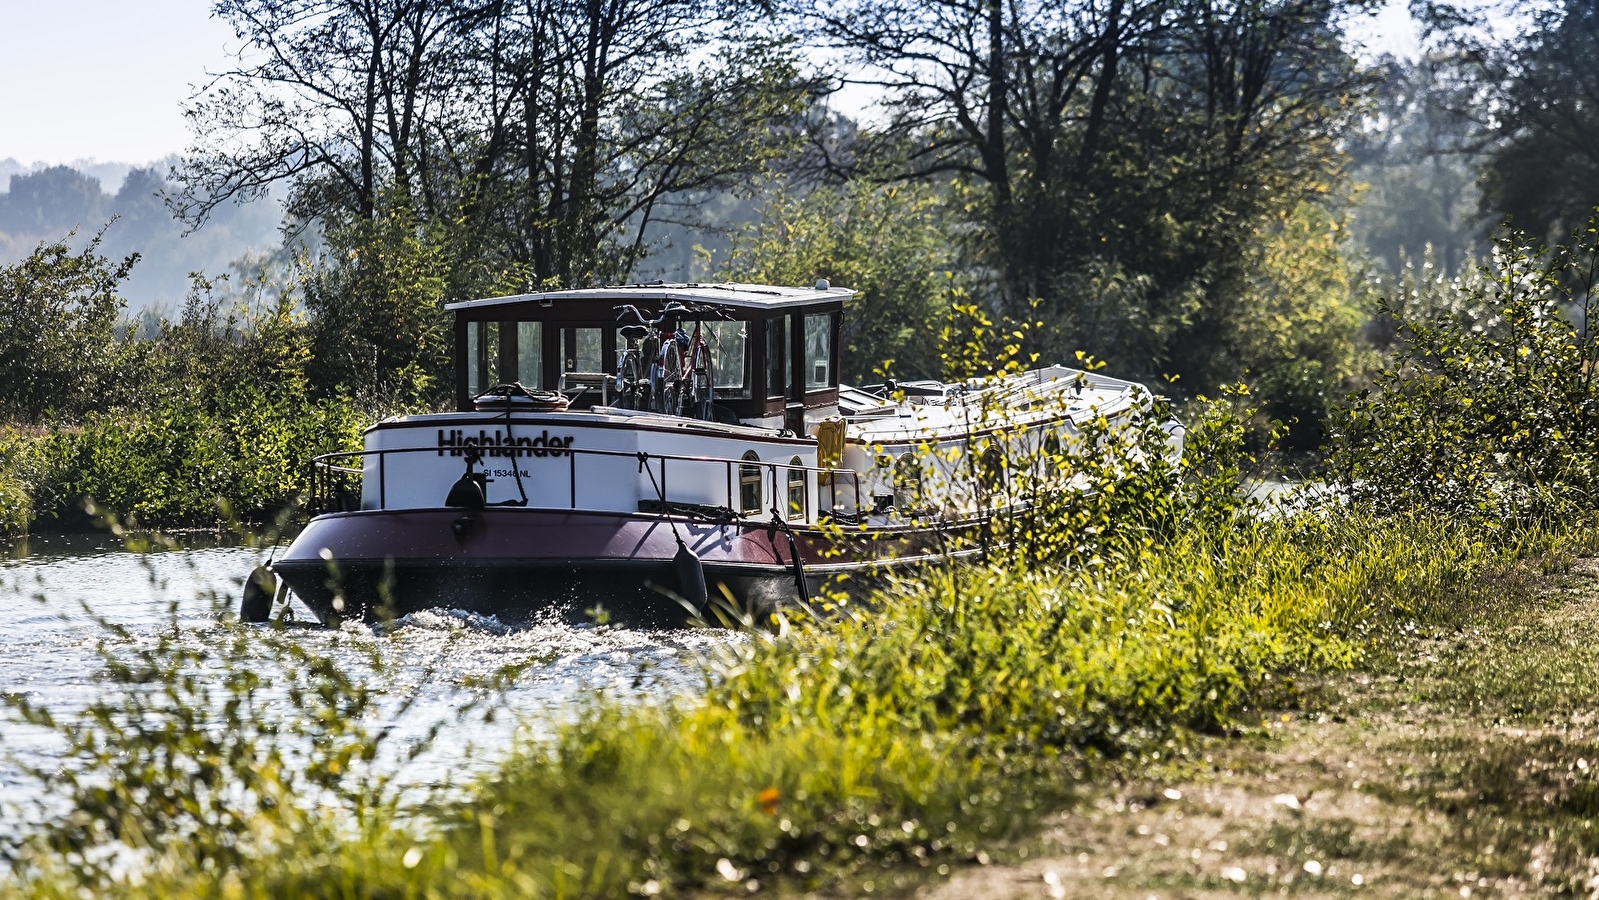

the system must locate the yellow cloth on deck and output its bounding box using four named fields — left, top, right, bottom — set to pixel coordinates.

left=815, top=416, right=846, bottom=471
